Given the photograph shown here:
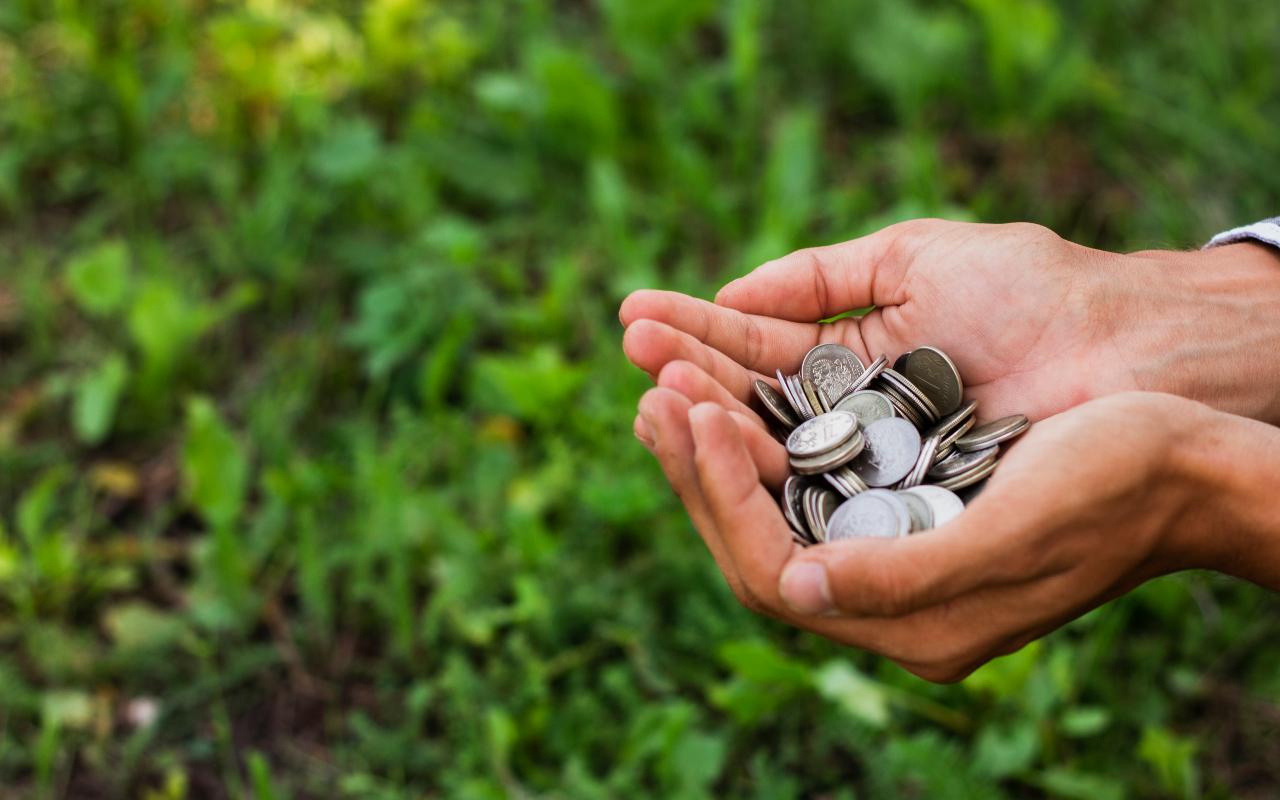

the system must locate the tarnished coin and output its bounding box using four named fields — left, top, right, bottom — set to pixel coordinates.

left=754, top=379, right=798, bottom=429
left=893, top=351, right=912, bottom=372
left=801, top=377, right=830, bottom=415
left=834, top=390, right=895, bottom=426
left=787, top=411, right=858, bottom=458
left=935, top=456, right=998, bottom=490
left=827, top=489, right=912, bottom=540
left=903, top=346, right=963, bottom=417
left=938, top=416, right=976, bottom=454
left=877, top=381, right=925, bottom=428
left=801, top=344, right=865, bottom=407
left=955, top=415, right=1030, bottom=452
left=851, top=418, right=922, bottom=488
left=904, top=485, right=965, bottom=527
left=896, top=490, right=934, bottom=532
left=782, top=476, right=811, bottom=542
left=928, top=445, right=998, bottom=480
